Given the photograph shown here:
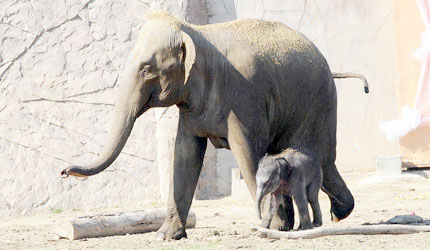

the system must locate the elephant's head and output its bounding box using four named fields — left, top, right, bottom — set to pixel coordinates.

left=255, top=157, right=284, bottom=220
left=61, top=17, right=196, bottom=177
